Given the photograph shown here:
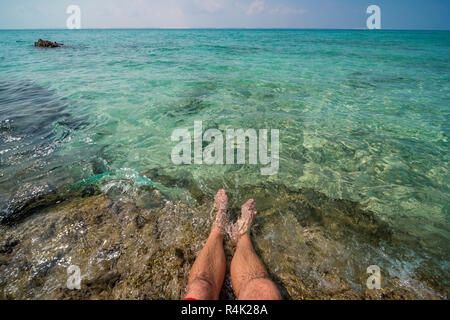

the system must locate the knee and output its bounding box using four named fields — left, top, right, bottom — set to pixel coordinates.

left=238, top=277, right=281, bottom=300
